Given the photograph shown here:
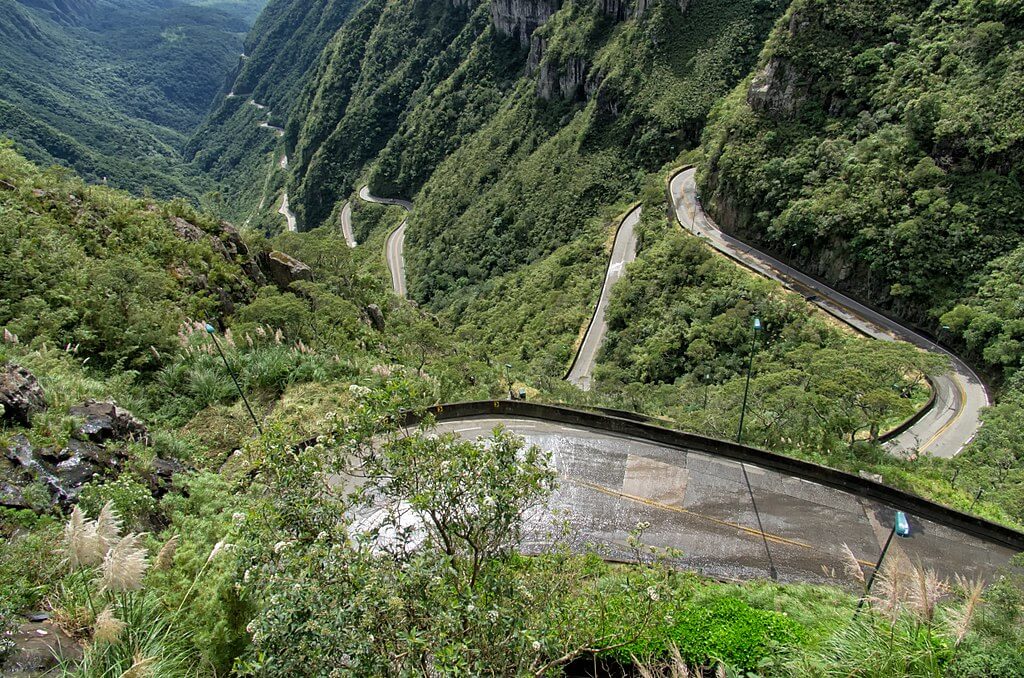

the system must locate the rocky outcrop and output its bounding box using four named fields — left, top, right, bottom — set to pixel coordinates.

left=0, top=363, right=45, bottom=426
left=596, top=0, right=687, bottom=20
left=170, top=217, right=266, bottom=286
left=259, top=250, right=313, bottom=291
left=365, top=304, right=386, bottom=332
left=491, top=0, right=562, bottom=46
left=0, top=620, right=82, bottom=675
left=69, top=400, right=150, bottom=445
left=2, top=401, right=181, bottom=510
left=537, top=55, right=592, bottom=101
left=746, top=57, right=806, bottom=118
left=746, top=9, right=818, bottom=119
